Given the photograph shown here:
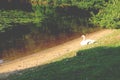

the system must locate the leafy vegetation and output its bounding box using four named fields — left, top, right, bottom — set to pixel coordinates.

left=0, top=0, right=115, bottom=32
left=90, top=0, right=120, bottom=28
left=7, top=29, right=120, bottom=80
left=0, top=0, right=119, bottom=31
left=0, top=10, right=44, bottom=32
